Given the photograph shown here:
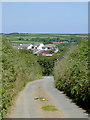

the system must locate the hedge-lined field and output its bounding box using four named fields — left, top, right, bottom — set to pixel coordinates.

left=54, top=40, right=90, bottom=112
left=2, top=40, right=42, bottom=118
left=2, top=33, right=88, bottom=45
